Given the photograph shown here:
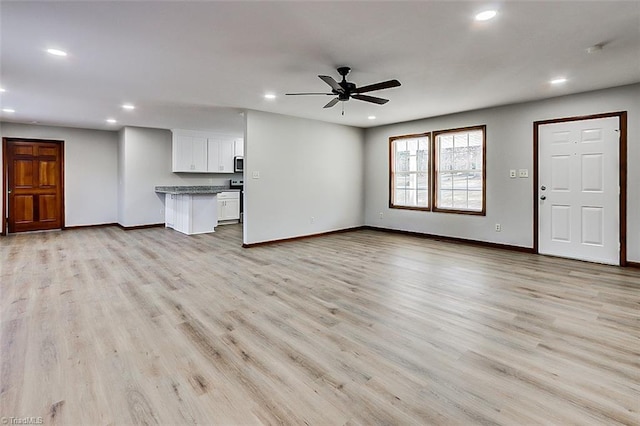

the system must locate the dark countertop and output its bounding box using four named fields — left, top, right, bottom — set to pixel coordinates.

left=154, top=185, right=240, bottom=195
